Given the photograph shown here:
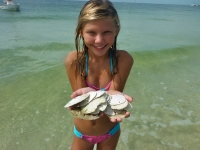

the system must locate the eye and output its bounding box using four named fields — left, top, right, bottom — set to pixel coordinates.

left=104, top=31, right=111, bottom=34
left=86, top=31, right=96, bottom=35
